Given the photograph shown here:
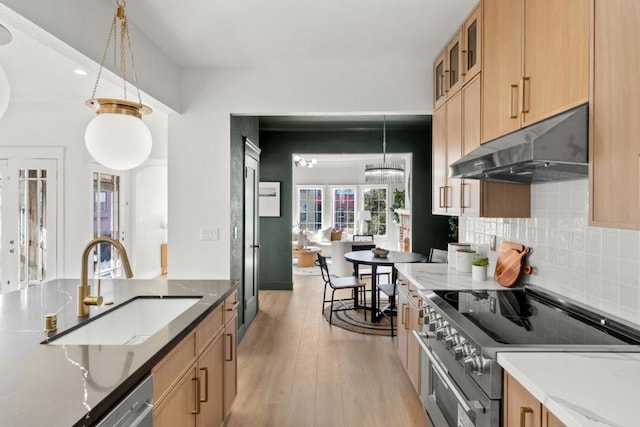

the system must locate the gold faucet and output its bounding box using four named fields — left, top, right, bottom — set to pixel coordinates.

left=77, top=237, right=133, bottom=317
